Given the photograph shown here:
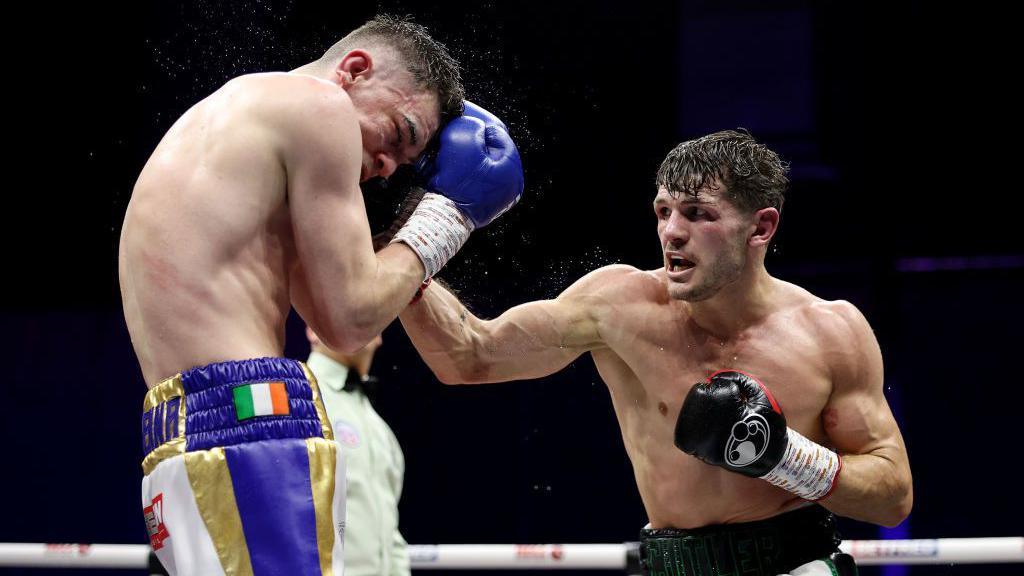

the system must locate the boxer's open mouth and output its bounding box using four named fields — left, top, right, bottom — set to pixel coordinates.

left=667, top=256, right=695, bottom=272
